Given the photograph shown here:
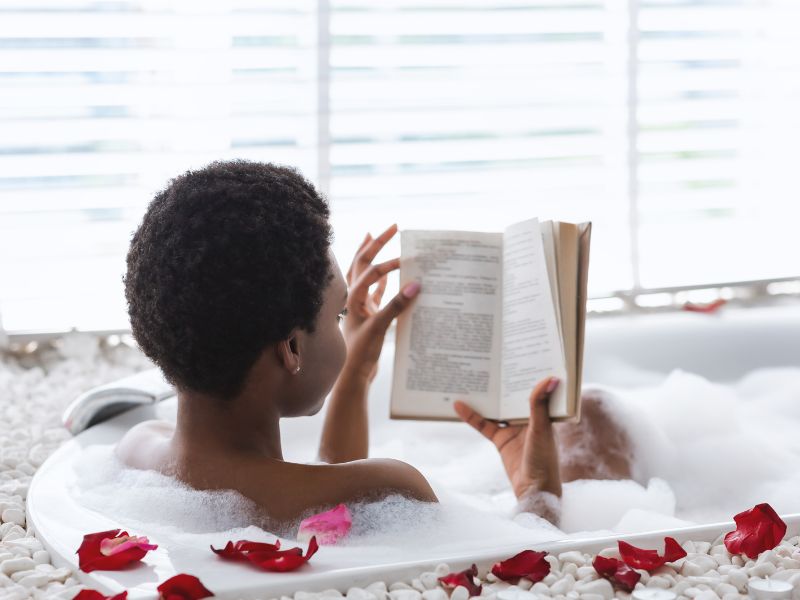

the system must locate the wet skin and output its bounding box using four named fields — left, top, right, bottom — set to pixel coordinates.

left=116, top=224, right=631, bottom=526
